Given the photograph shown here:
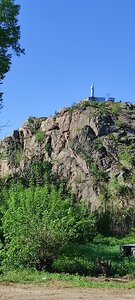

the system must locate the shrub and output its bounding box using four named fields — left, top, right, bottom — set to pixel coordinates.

left=53, top=237, right=135, bottom=277
left=92, top=138, right=103, bottom=151
left=35, top=129, right=45, bottom=143
left=91, top=163, right=108, bottom=182
left=128, top=173, right=135, bottom=184
left=10, top=146, right=23, bottom=165
left=53, top=255, right=95, bottom=276
left=120, top=150, right=133, bottom=166
left=28, top=161, right=53, bottom=186
left=28, top=116, right=34, bottom=123
left=2, top=184, right=96, bottom=271
left=112, top=102, right=121, bottom=114
left=115, top=119, right=127, bottom=128
left=15, top=147, right=23, bottom=163
left=112, top=258, right=135, bottom=277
